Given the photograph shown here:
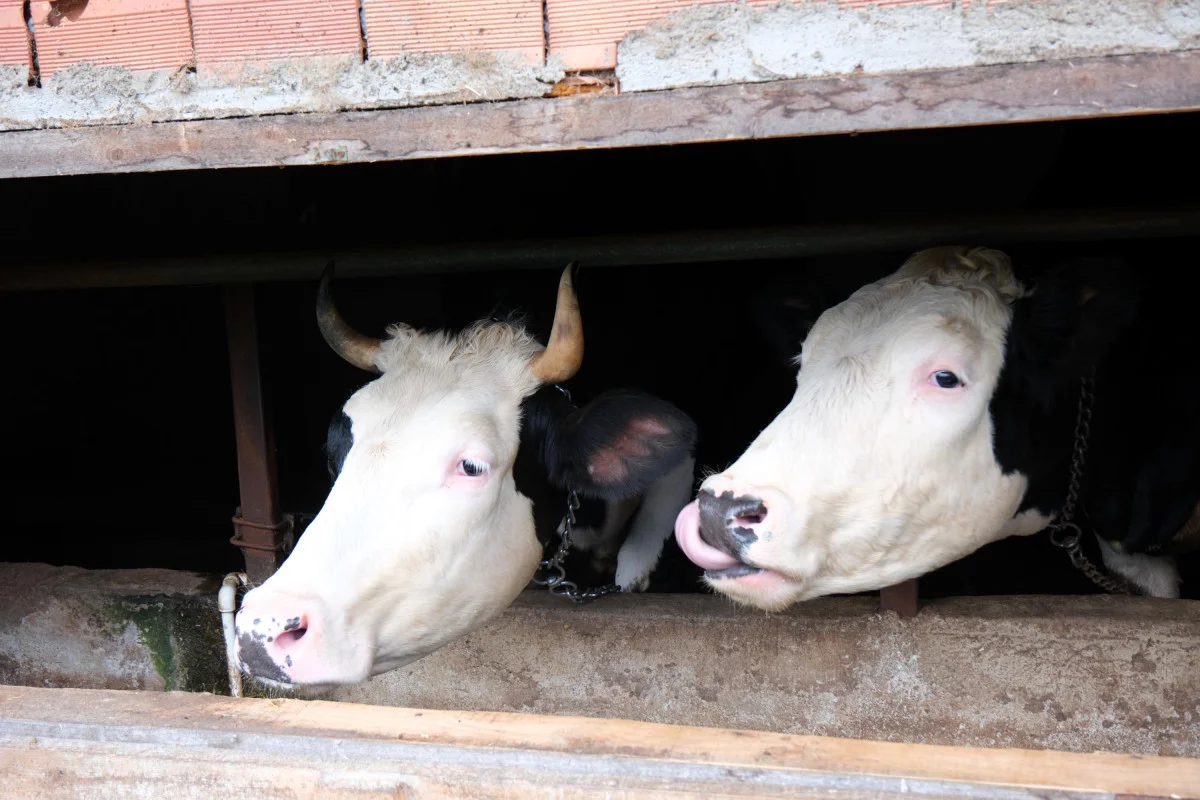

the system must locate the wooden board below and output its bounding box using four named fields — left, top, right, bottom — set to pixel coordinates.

left=0, top=685, right=1197, bottom=799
